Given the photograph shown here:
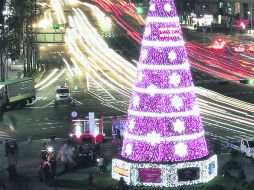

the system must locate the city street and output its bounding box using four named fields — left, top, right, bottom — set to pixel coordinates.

left=1, top=0, right=254, bottom=189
